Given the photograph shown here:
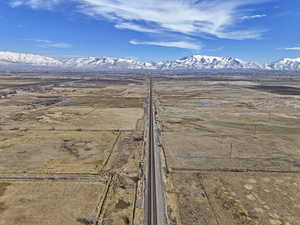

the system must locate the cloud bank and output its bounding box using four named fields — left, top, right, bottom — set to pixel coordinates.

left=282, top=47, right=300, bottom=50
left=11, top=0, right=64, bottom=9
left=34, top=39, right=72, bottom=49
left=10, top=0, right=269, bottom=49
left=241, top=14, right=267, bottom=20
left=130, top=40, right=201, bottom=50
